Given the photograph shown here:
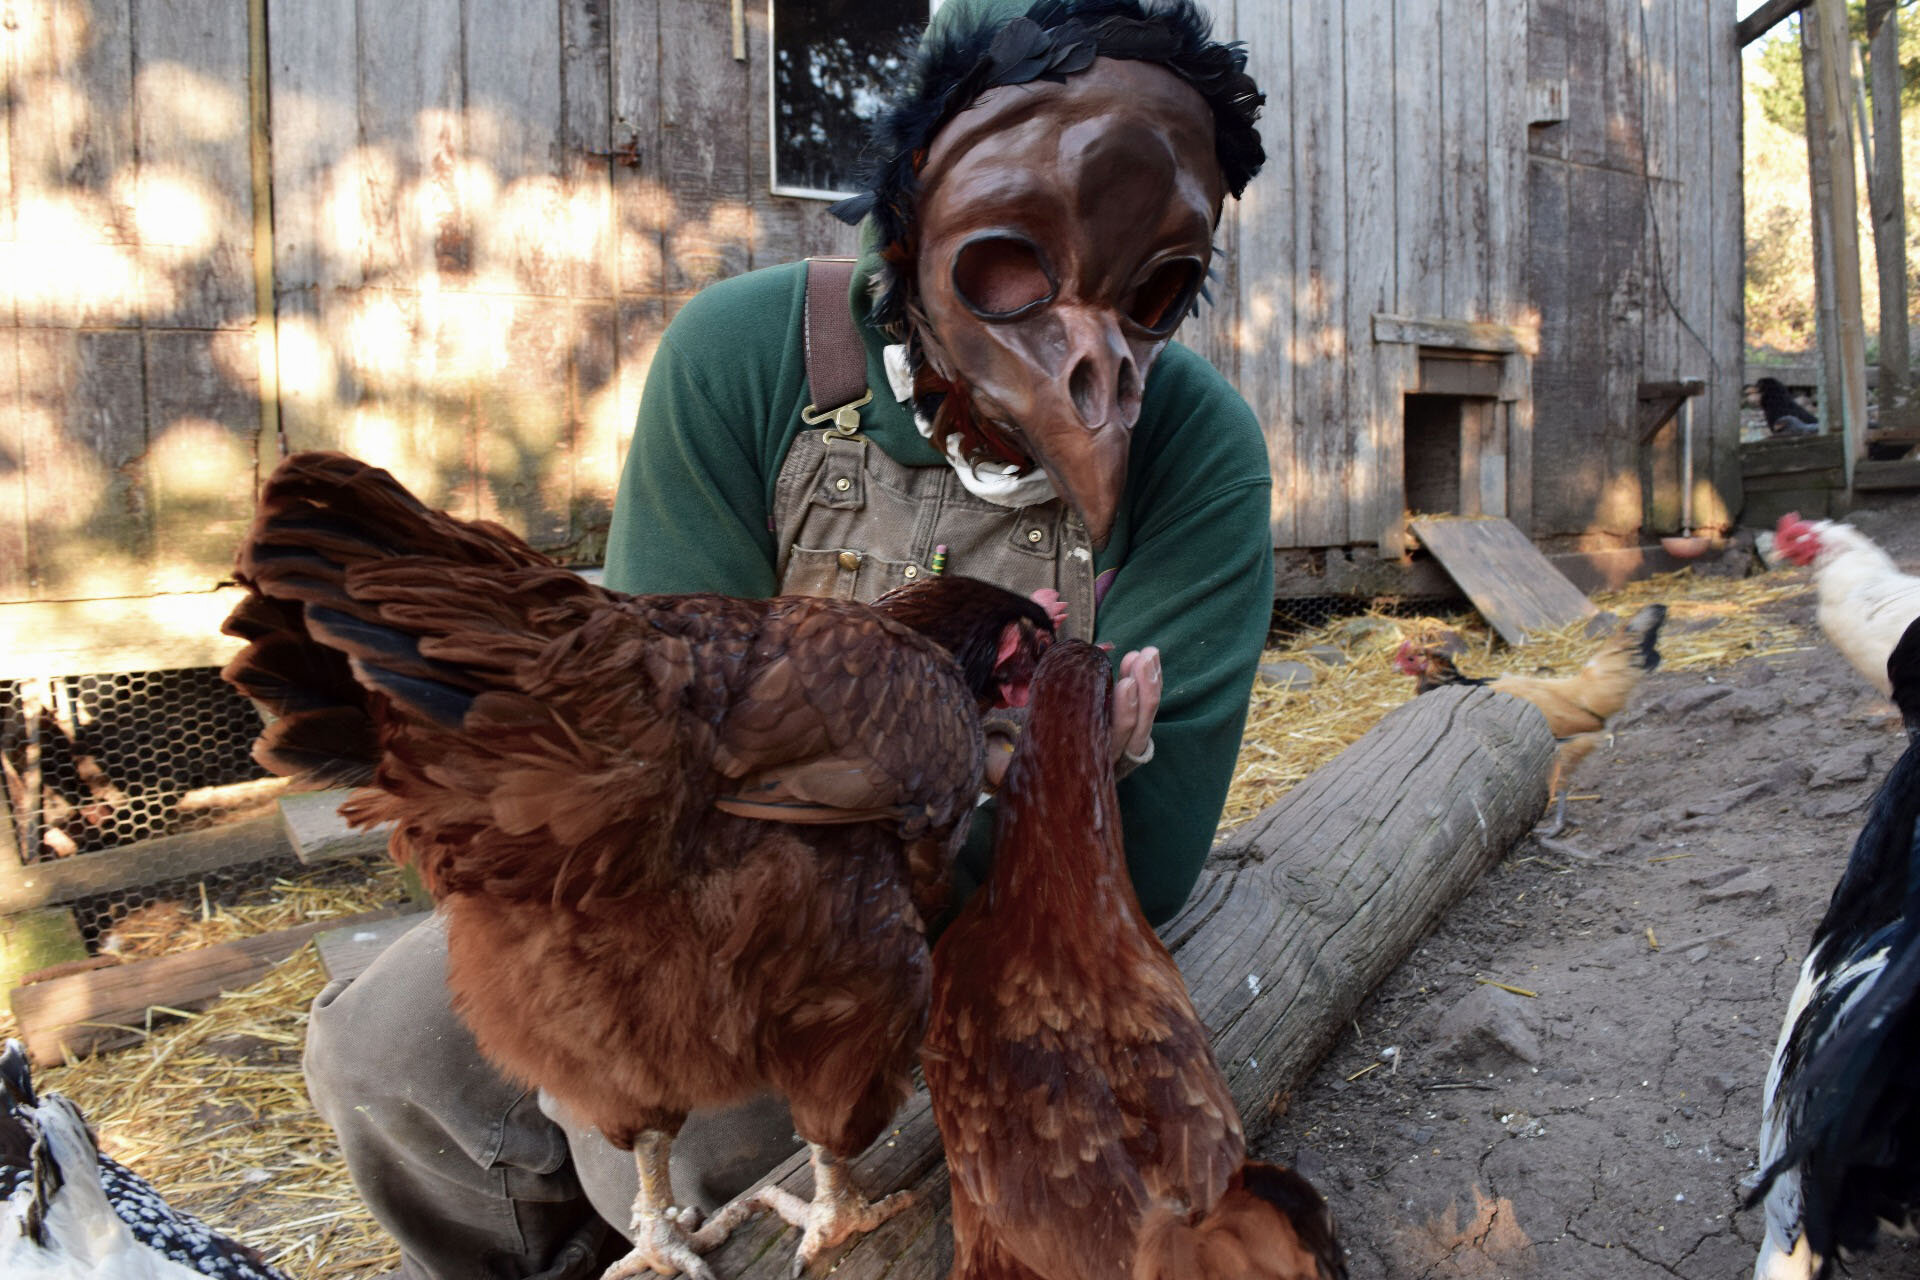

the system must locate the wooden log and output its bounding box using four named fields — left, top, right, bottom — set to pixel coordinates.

left=8, top=907, right=406, bottom=1065
left=680, top=685, right=1556, bottom=1278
